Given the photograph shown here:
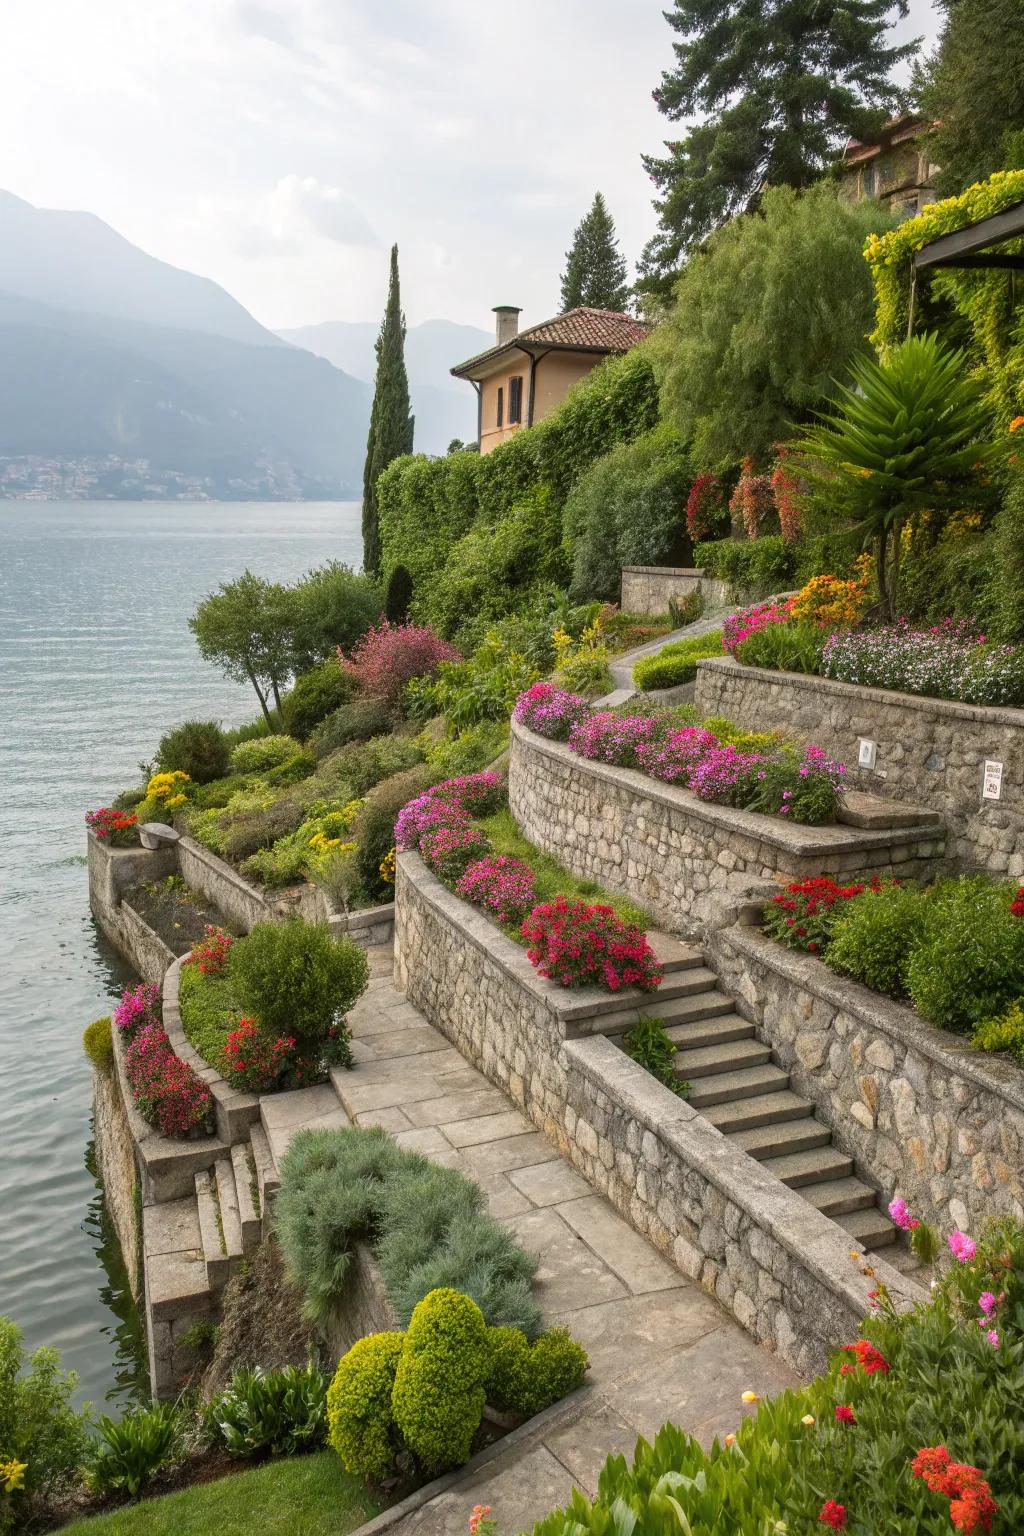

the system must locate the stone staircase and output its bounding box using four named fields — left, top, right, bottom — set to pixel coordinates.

left=604, top=938, right=899, bottom=1253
